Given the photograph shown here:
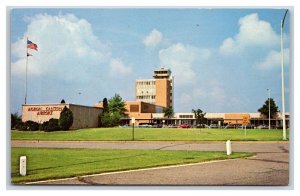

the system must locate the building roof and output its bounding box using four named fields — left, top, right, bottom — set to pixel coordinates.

left=23, top=103, right=101, bottom=109
left=123, top=112, right=290, bottom=120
